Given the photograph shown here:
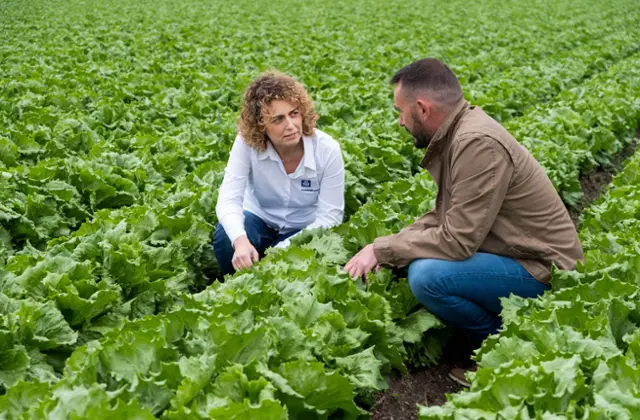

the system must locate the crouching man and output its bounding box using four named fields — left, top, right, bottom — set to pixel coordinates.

left=344, top=58, right=584, bottom=386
